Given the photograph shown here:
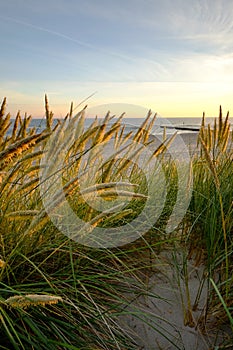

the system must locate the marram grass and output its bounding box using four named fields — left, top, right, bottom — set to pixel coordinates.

left=0, top=97, right=232, bottom=349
